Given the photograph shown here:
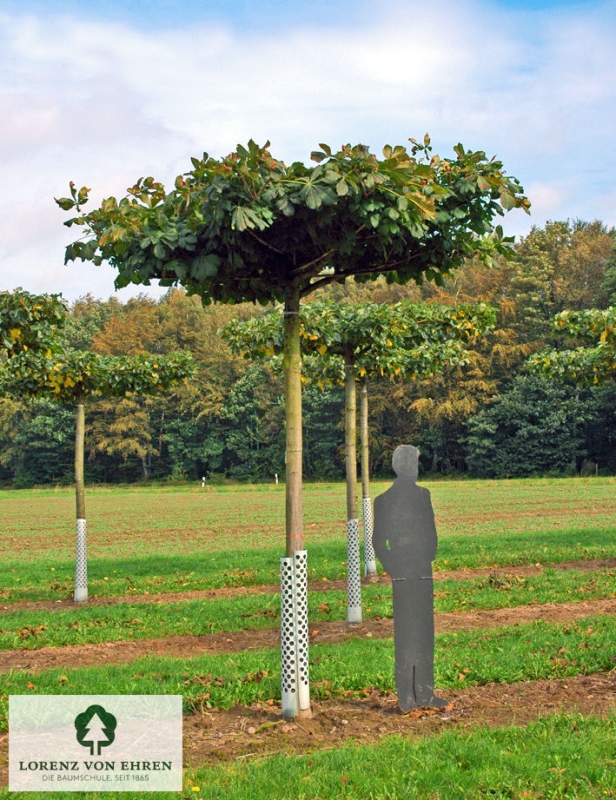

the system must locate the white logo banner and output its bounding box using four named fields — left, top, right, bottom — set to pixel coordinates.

left=9, top=695, right=182, bottom=791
